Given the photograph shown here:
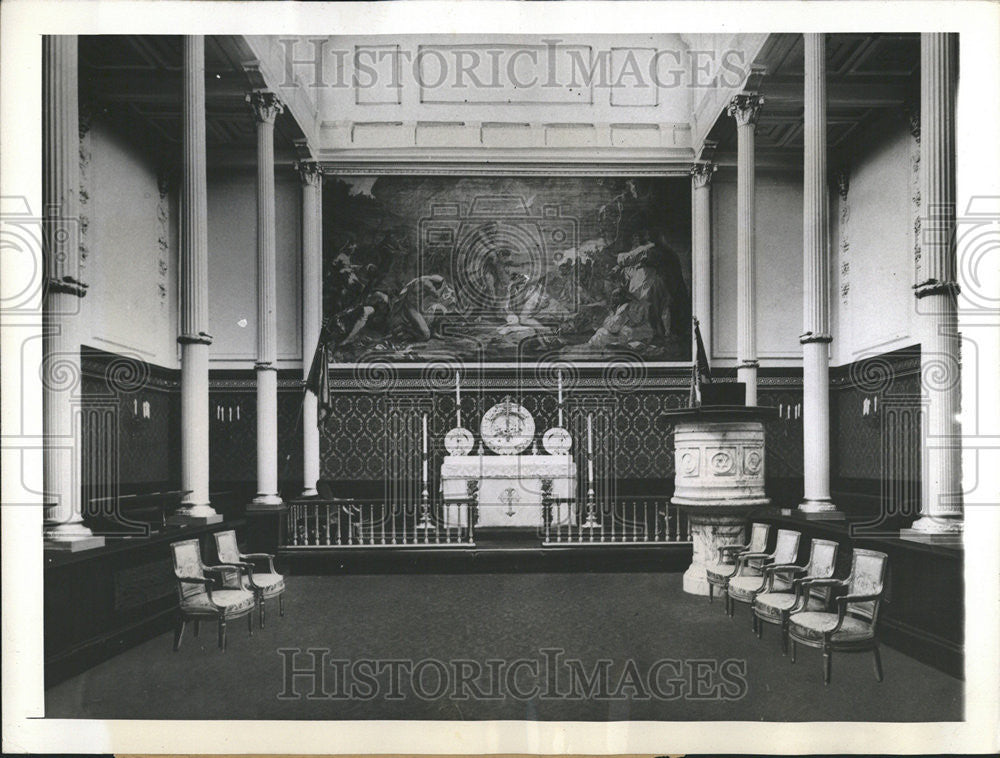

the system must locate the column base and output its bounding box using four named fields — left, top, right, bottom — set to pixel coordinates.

left=795, top=500, right=845, bottom=520
left=166, top=513, right=223, bottom=526
left=900, top=516, right=963, bottom=545
left=44, top=534, right=106, bottom=552
left=300, top=488, right=319, bottom=498
left=247, top=494, right=285, bottom=513
left=166, top=503, right=222, bottom=526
